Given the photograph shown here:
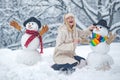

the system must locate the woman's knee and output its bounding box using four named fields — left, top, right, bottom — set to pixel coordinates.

left=51, top=62, right=78, bottom=71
